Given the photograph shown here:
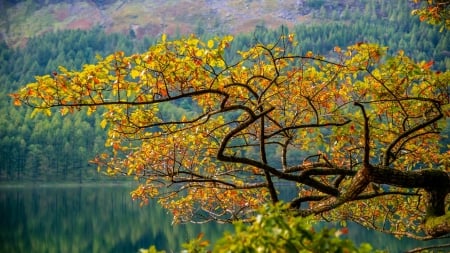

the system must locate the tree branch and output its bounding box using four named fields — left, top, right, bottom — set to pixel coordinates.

left=353, top=102, right=371, bottom=168
left=384, top=102, right=443, bottom=166
left=406, top=243, right=450, bottom=253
